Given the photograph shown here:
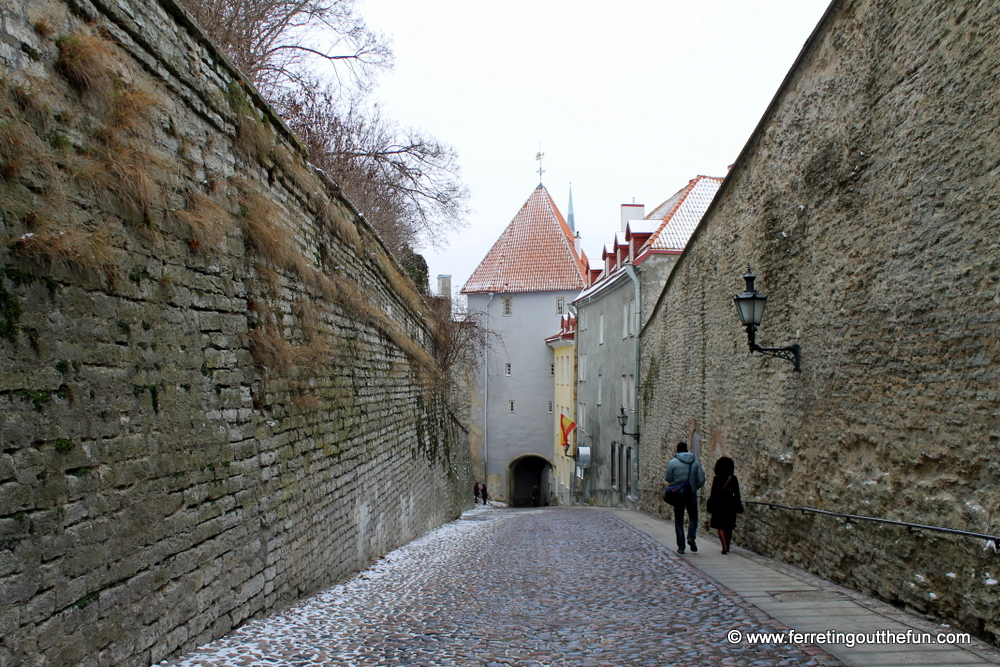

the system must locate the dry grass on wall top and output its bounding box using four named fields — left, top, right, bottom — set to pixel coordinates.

left=173, top=191, right=235, bottom=253
left=229, top=177, right=297, bottom=270
left=226, top=80, right=277, bottom=166
left=0, top=90, right=119, bottom=275
left=54, top=28, right=117, bottom=100
left=1, top=24, right=172, bottom=277
left=321, top=202, right=363, bottom=252
left=2, top=11, right=445, bottom=405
